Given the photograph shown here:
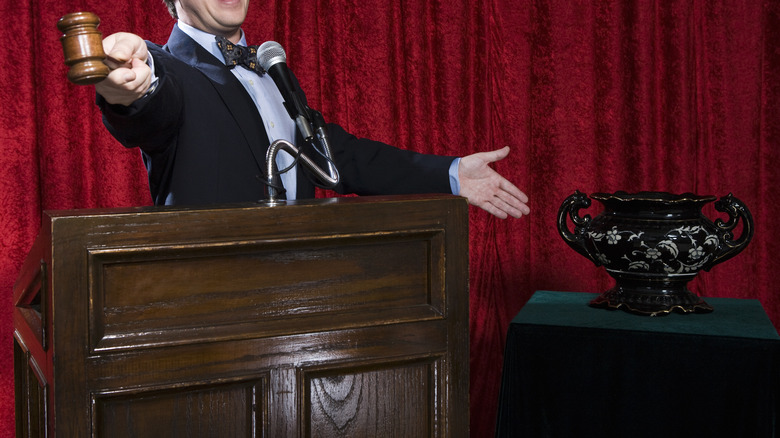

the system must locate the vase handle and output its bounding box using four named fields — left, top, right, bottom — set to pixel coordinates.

left=705, top=193, right=755, bottom=271
left=557, top=191, right=599, bottom=265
